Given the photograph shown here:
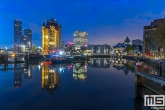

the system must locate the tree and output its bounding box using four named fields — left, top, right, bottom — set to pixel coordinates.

left=32, top=44, right=36, bottom=53
left=124, top=44, right=137, bottom=54
left=124, top=62, right=135, bottom=73
left=130, top=44, right=137, bottom=53
left=124, top=46, right=132, bottom=54
left=145, top=30, right=159, bottom=52
left=155, top=21, right=165, bottom=49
